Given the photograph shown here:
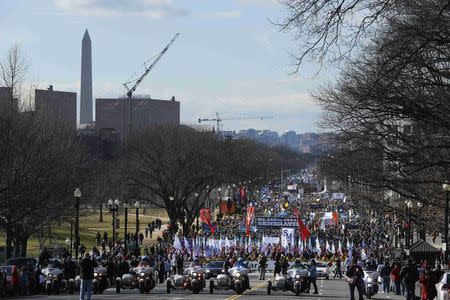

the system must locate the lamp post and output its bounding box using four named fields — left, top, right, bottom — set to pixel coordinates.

left=134, top=201, right=141, bottom=247
left=107, top=198, right=120, bottom=251
left=195, top=193, right=199, bottom=234
left=73, top=188, right=81, bottom=260
left=405, top=200, right=413, bottom=248
left=123, top=201, right=129, bottom=254
left=417, top=201, right=423, bottom=241
left=443, top=182, right=450, bottom=262
left=217, top=188, right=222, bottom=214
